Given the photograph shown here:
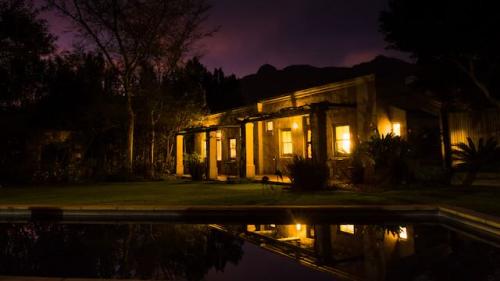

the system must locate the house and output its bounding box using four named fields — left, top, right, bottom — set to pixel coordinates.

left=175, top=73, right=442, bottom=181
